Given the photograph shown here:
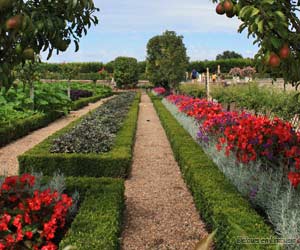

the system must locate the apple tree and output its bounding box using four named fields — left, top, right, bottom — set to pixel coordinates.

left=0, top=0, right=99, bottom=92
left=213, top=0, right=300, bottom=89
